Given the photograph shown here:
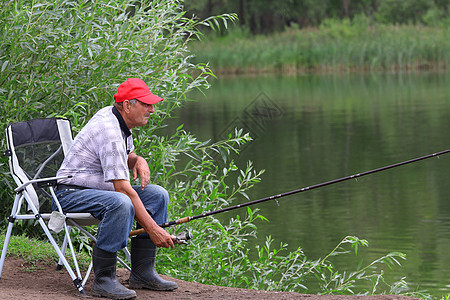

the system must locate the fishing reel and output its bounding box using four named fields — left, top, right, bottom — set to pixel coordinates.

left=172, top=229, right=193, bottom=245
